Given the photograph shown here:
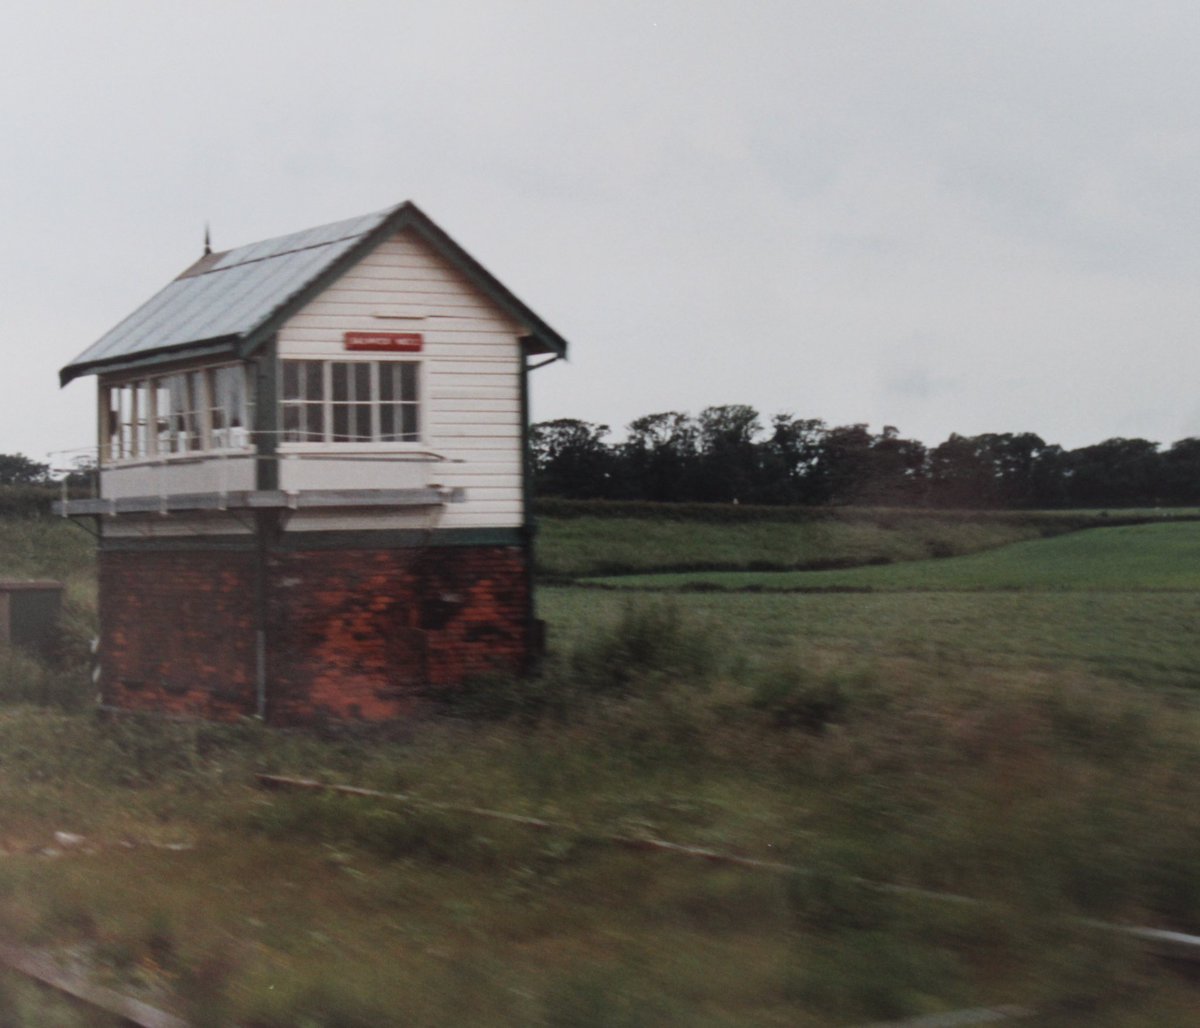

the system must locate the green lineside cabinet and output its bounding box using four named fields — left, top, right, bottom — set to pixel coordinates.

left=0, top=581, right=63, bottom=652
